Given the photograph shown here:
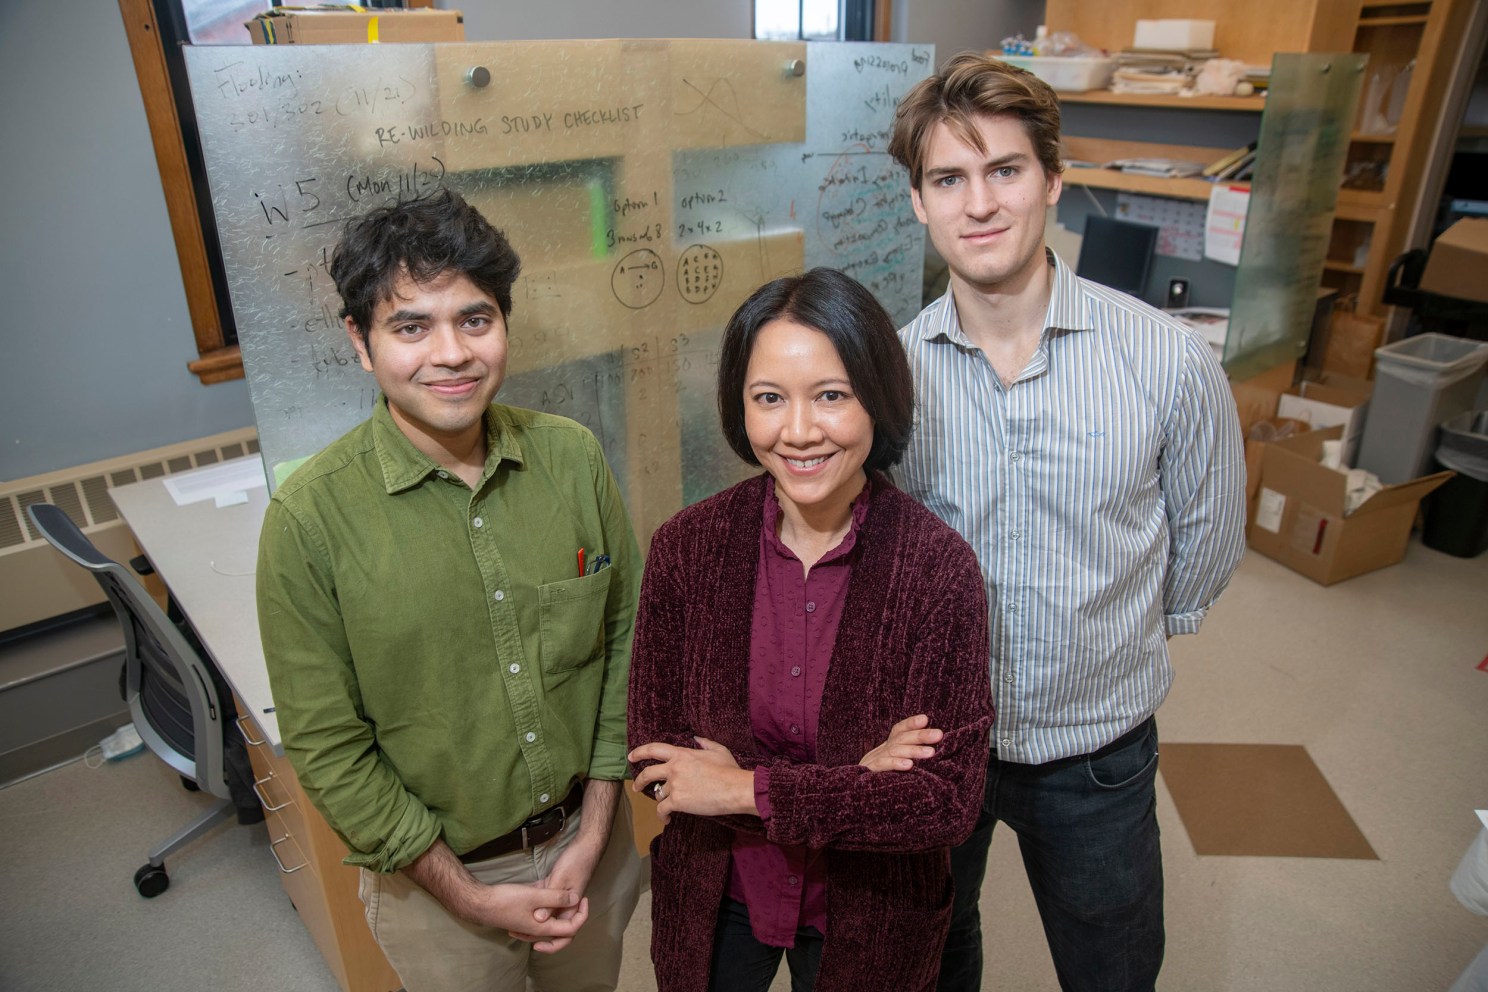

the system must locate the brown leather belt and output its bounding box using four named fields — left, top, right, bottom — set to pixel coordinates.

left=459, top=781, right=584, bottom=864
